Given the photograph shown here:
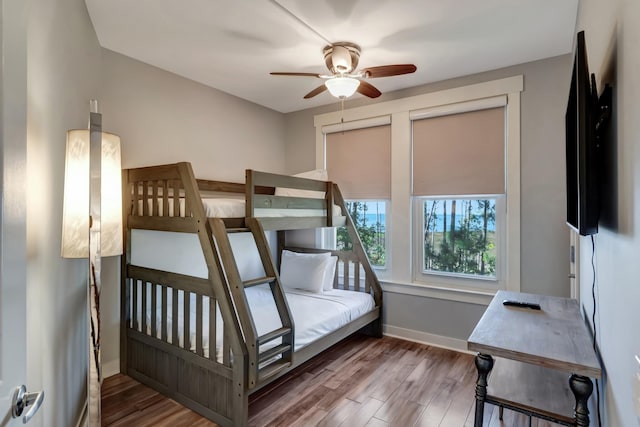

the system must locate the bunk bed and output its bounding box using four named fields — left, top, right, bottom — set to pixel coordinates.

left=120, top=162, right=383, bottom=426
